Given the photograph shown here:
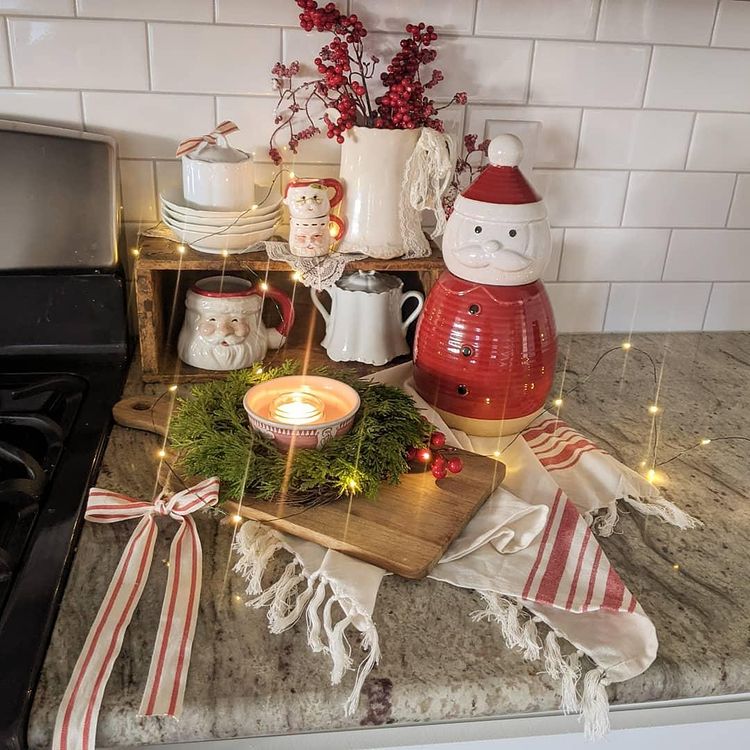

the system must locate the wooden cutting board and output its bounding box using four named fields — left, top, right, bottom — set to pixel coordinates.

left=113, top=395, right=505, bottom=578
